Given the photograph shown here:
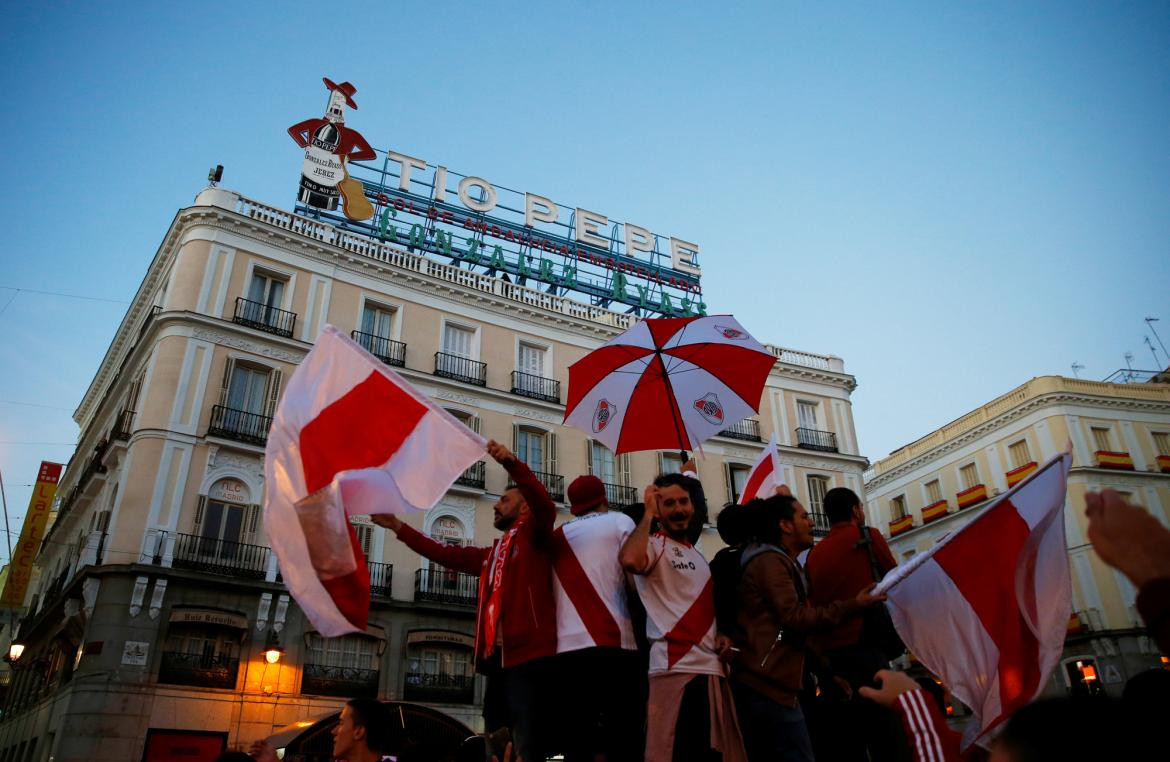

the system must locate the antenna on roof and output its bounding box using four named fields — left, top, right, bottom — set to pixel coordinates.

left=1146, top=317, right=1168, bottom=366
left=208, top=164, right=224, bottom=187
left=1070, top=362, right=1084, bottom=379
